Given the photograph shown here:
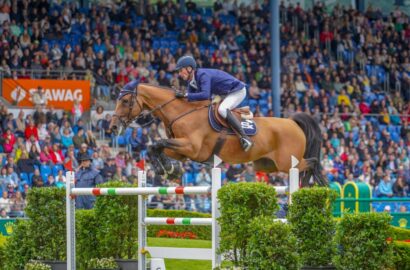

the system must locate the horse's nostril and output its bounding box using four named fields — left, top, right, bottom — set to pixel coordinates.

left=112, top=125, right=117, bottom=130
